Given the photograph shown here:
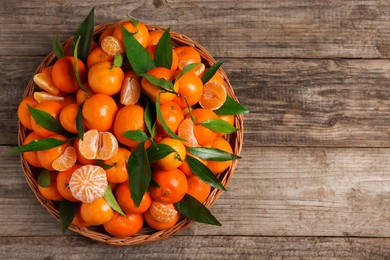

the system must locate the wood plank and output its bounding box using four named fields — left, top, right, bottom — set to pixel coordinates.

left=1, top=0, right=390, bottom=58
left=4, top=57, right=390, bottom=147
left=4, top=145, right=390, bottom=238
left=1, top=235, right=390, bottom=259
